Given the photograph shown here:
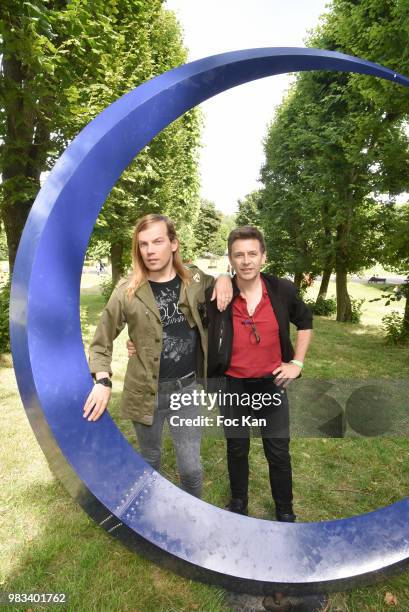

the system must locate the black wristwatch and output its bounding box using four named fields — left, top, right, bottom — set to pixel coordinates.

left=95, top=377, right=112, bottom=388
